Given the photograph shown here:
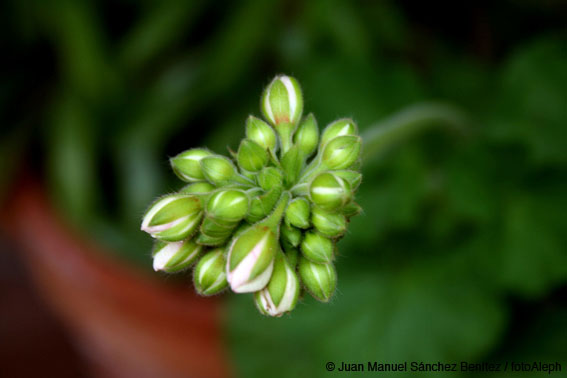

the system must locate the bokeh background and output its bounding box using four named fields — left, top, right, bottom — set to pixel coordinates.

left=1, top=0, right=566, bottom=377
